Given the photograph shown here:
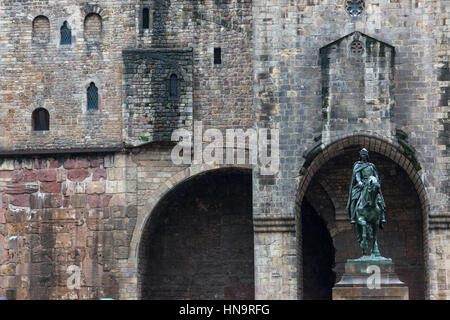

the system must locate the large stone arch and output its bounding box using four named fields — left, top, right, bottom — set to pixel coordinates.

left=129, top=163, right=251, bottom=260
left=131, top=164, right=253, bottom=299
left=295, top=134, right=430, bottom=299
